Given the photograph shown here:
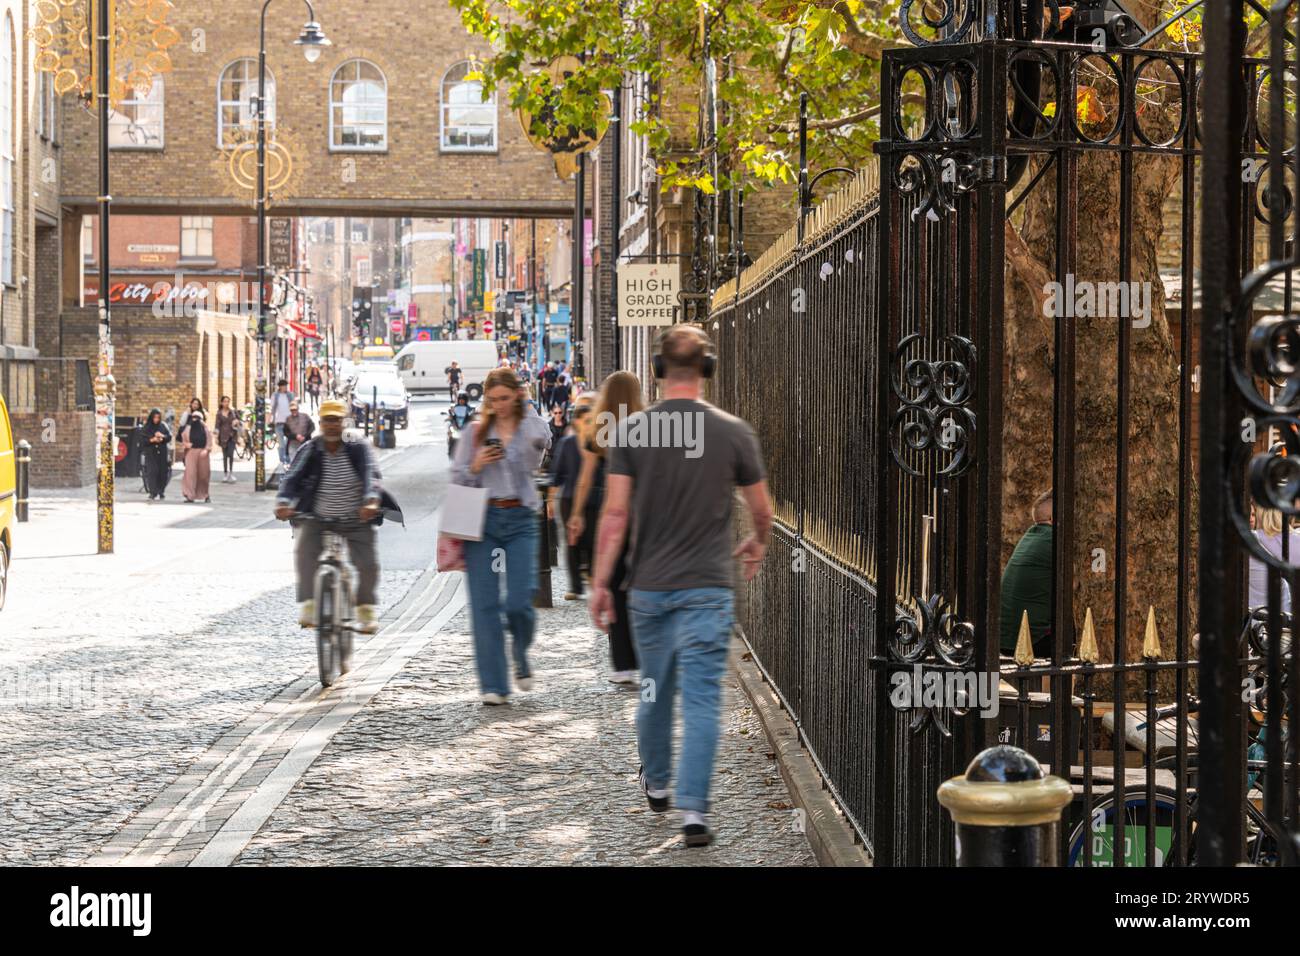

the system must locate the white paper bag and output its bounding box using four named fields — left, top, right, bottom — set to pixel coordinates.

left=439, top=483, right=489, bottom=541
